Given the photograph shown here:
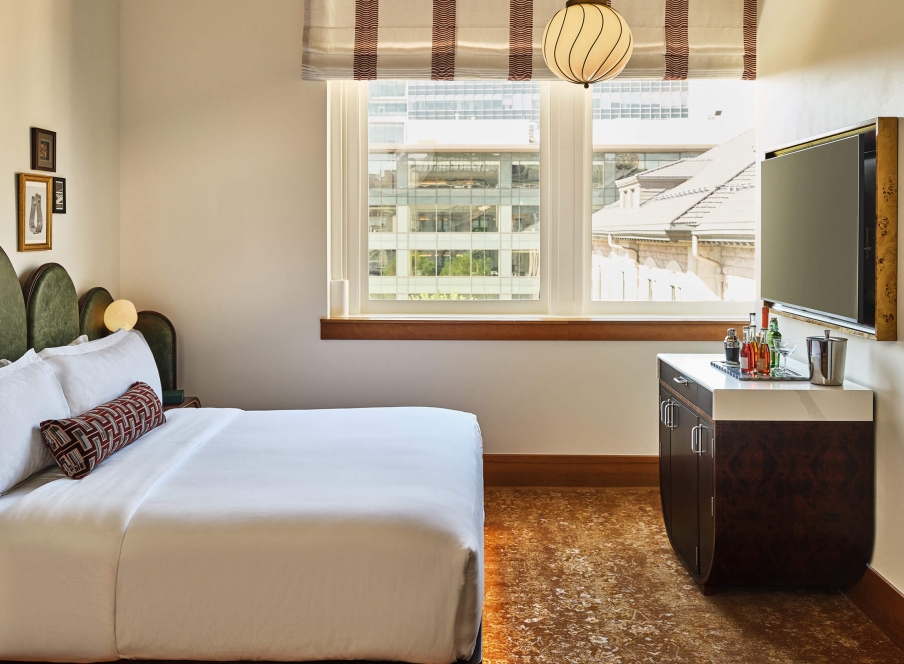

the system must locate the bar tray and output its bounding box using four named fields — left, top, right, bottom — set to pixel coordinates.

left=710, top=360, right=810, bottom=382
